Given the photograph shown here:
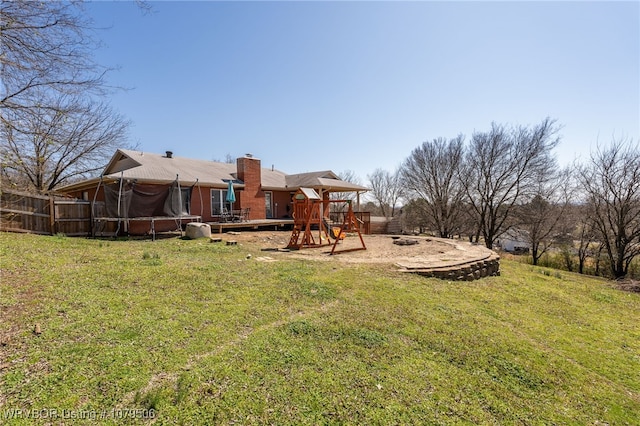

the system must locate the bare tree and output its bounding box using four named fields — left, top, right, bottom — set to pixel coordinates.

left=1, top=1, right=131, bottom=193
left=460, top=118, right=560, bottom=249
left=331, top=170, right=363, bottom=203
left=367, top=168, right=403, bottom=219
left=330, top=170, right=363, bottom=214
left=2, top=95, right=129, bottom=192
left=361, top=201, right=383, bottom=217
left=517, top=167, right=573, bottom=265
left=402, top=198, right=430, bottom=234
left=401, top=135, right=465, bottom=238
left=574, top=206, right=598, bottom=275
left=212, top=153, right=235, bottom=163
left=458, top=203, right=482, bottom=242
left=1, top=1, right=108, bottom=114
left=335, top=169, right=362, bottom=188
left=577, top=140, right=640, bottom=278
